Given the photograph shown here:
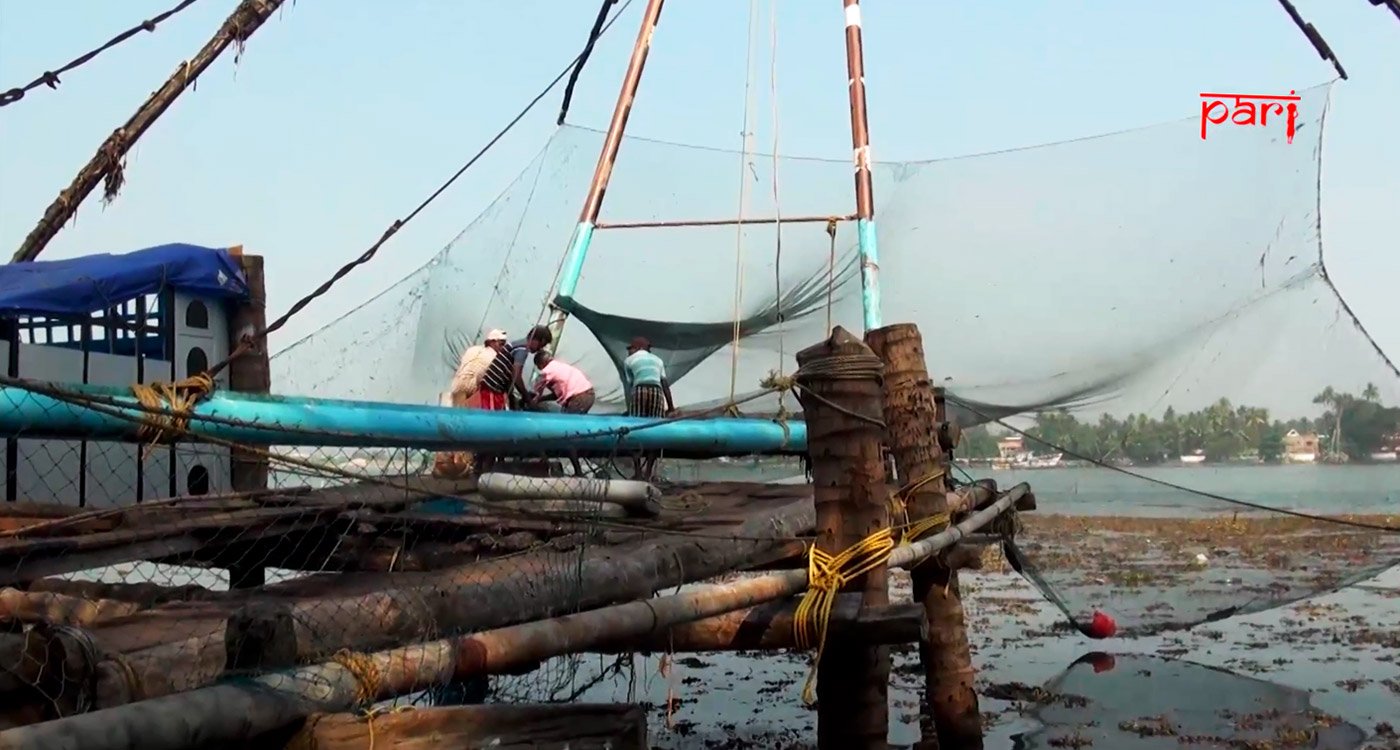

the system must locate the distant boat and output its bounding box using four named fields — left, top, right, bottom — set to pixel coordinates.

left=1180, top=451, right=1206, bottom=465
left=1369, top=450, right=1397, bottom=462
